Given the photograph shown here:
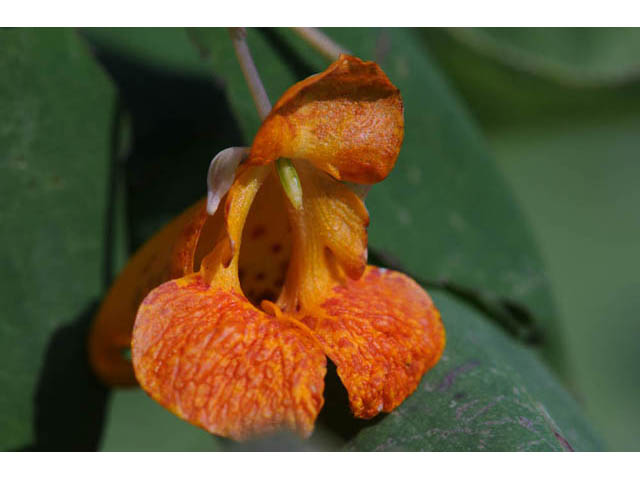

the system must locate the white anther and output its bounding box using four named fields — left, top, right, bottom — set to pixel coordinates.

left=206, top=147, right=249, bottom=215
